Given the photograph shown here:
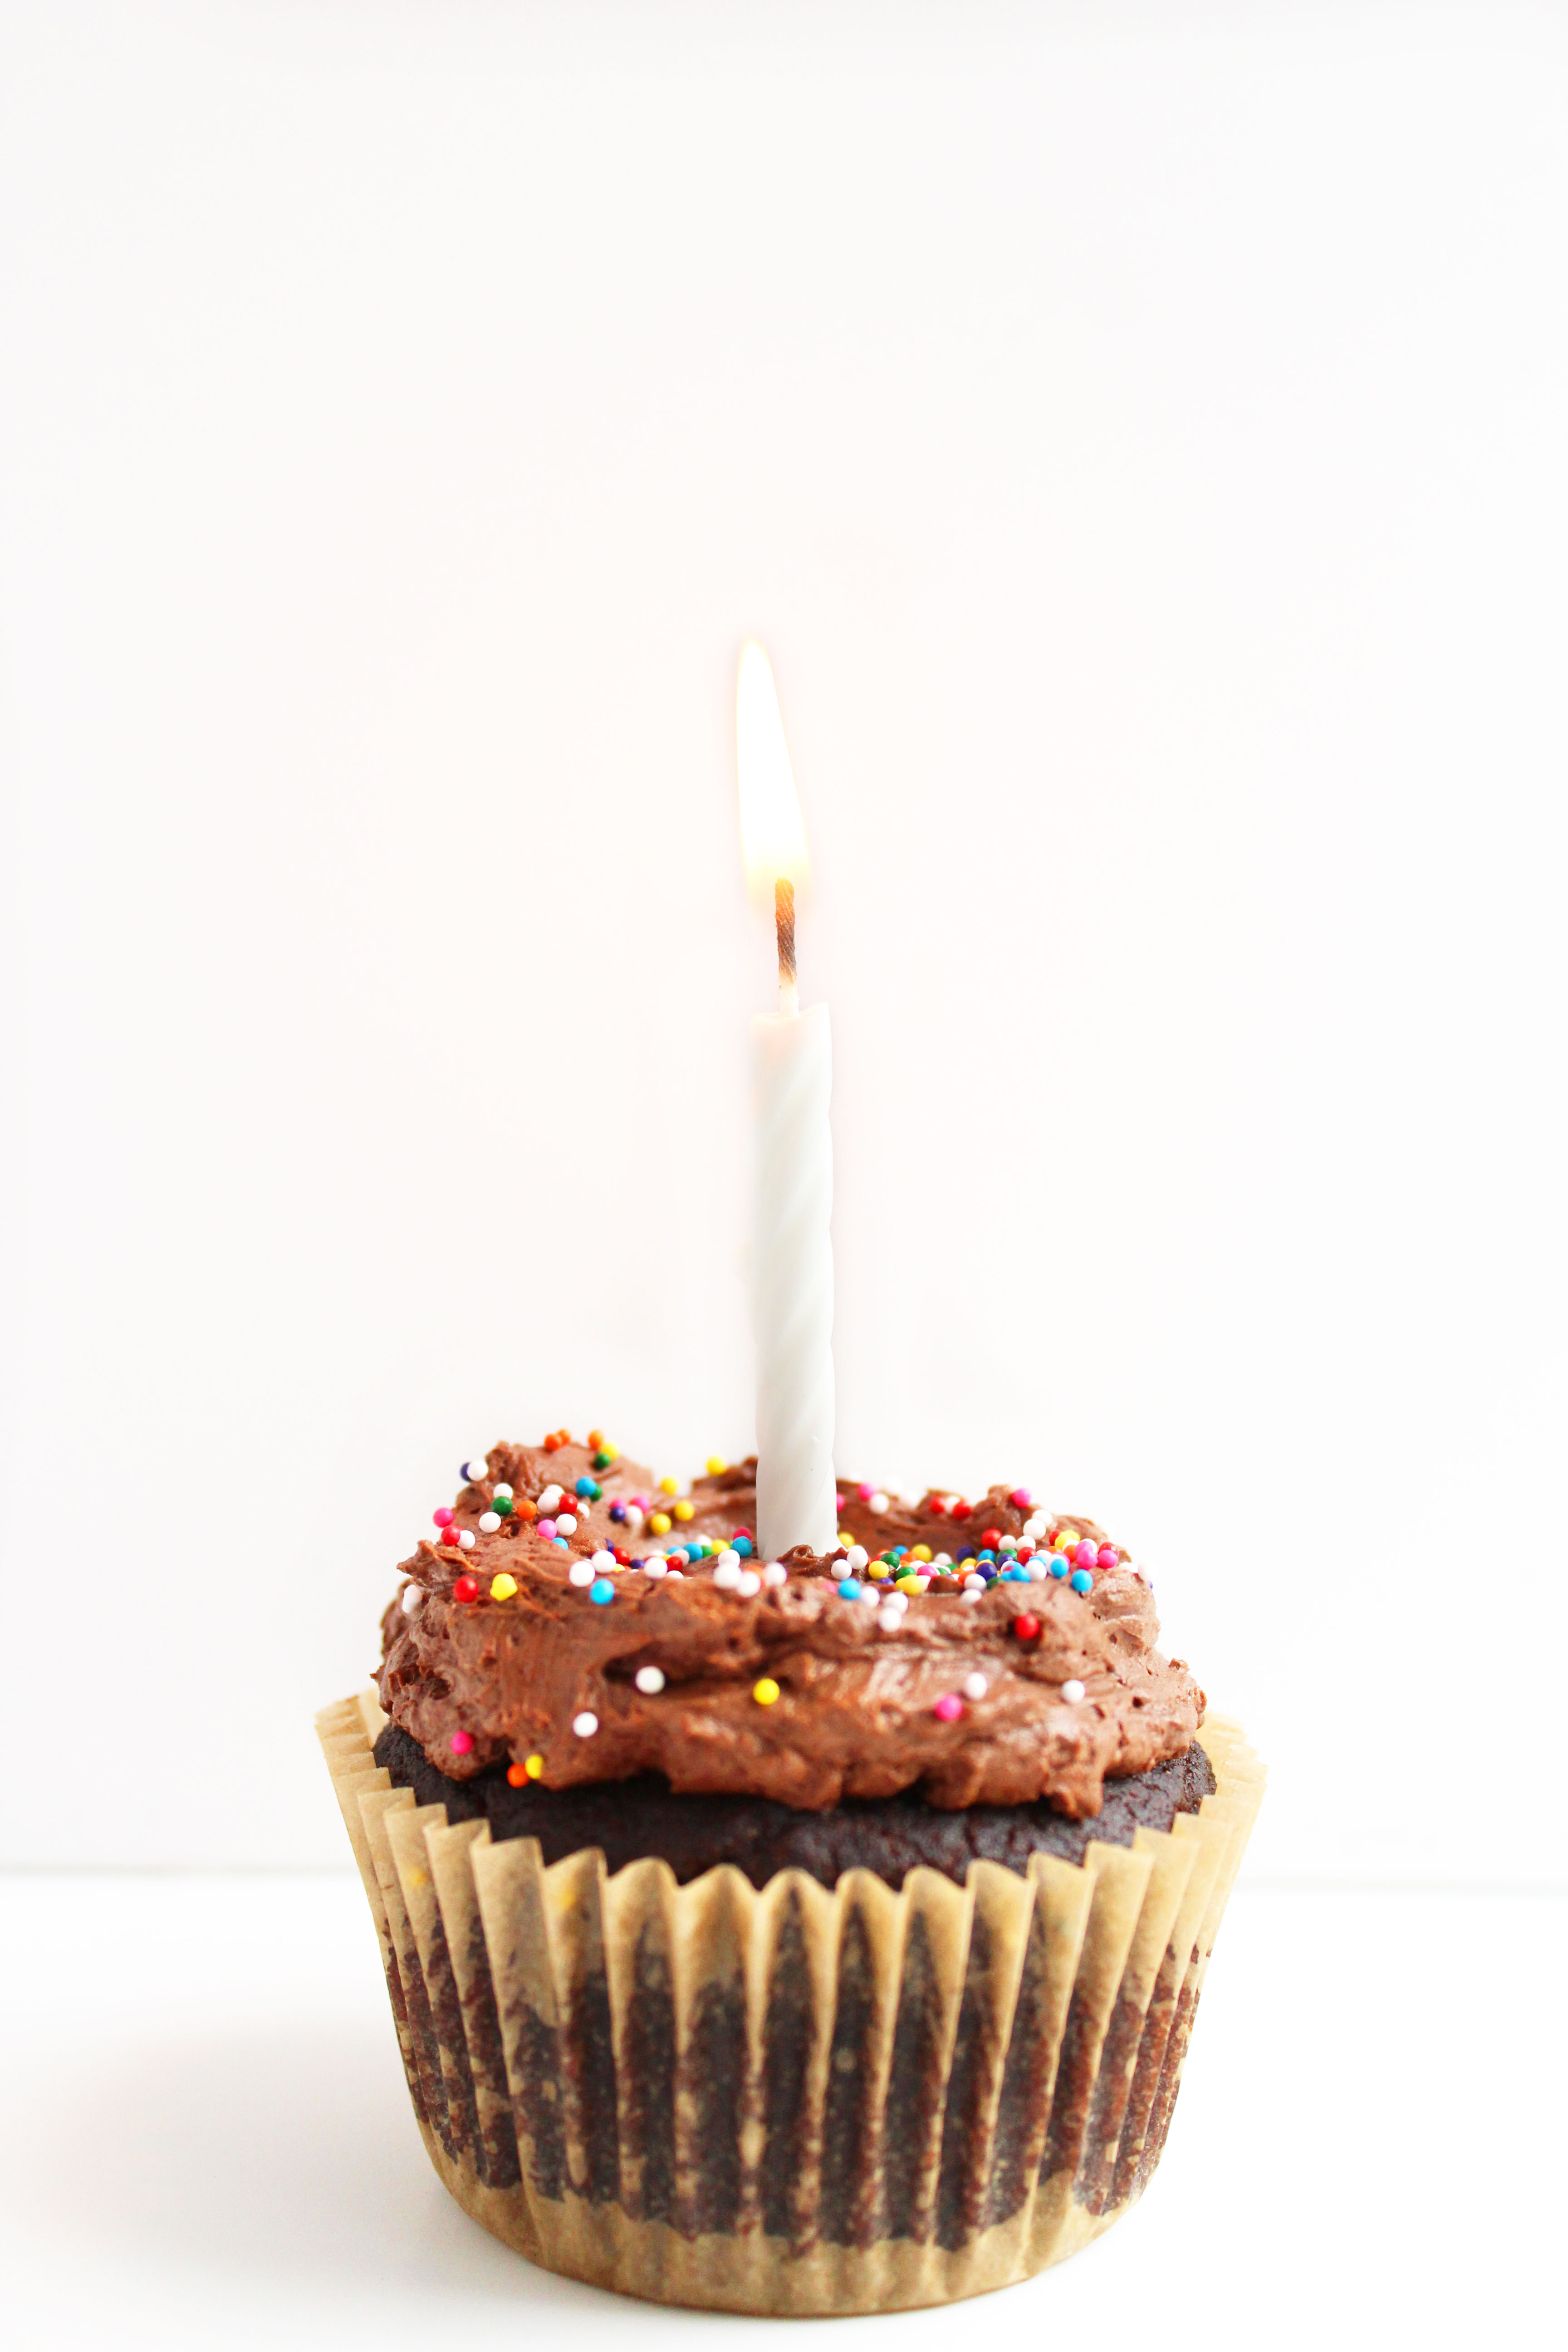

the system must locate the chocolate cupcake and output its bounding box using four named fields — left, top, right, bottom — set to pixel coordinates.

left=319, top=1432, right=1263, bottom=2313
